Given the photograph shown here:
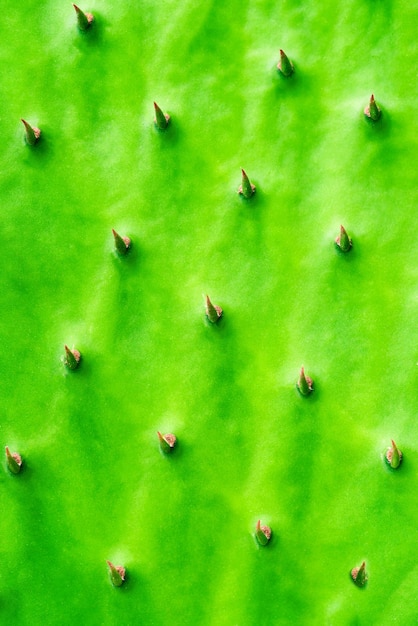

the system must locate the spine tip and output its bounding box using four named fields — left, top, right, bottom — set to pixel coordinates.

left=107, top=561, right=126, bottom=586
left=64, top=345, right=81, bottom=370
left=112, top=229, right=131, bottom=255
left=5, top=446, right=22, bottom=474
left=277, top=49, right=294, bottom=77
left=73, top=4, right=94, bottom=30
left=255, top=519, right=272, bottom=546
left=297, top=366, right=313, bottom=396
left=335, top=224, right=352, bottom=252
left=158, top=431, right=177, bottom=454
left=351, top=561, right=367, bottom=587
left=238, top=169, right=256, bottom=199
left=364, top=94, right=381, bottom=121
left=154, top=102, right=170, bottom=130
left=21, top=119, right=41, bottom=145
left=385, top=440, right=402, bottom=469
left=205, top=295, right=223, bottom=323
